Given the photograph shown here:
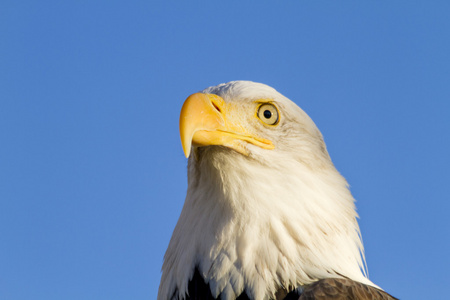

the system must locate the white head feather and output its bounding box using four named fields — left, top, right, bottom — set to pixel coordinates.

left=158, top=81, right=375, bottom=300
